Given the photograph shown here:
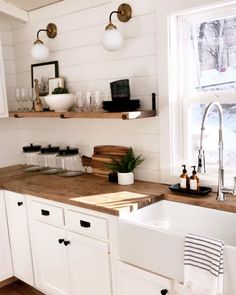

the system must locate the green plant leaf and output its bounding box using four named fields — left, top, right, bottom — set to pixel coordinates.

left=105, top=148, right=144, bottom=173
